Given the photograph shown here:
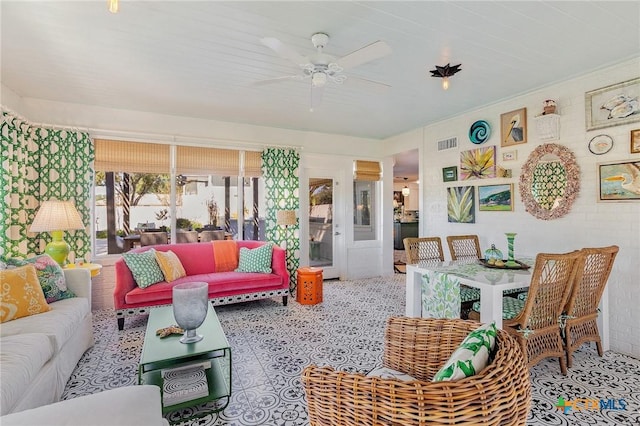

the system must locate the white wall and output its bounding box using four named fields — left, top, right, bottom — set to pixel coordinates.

left=384, top=58, right=640, bottom=357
